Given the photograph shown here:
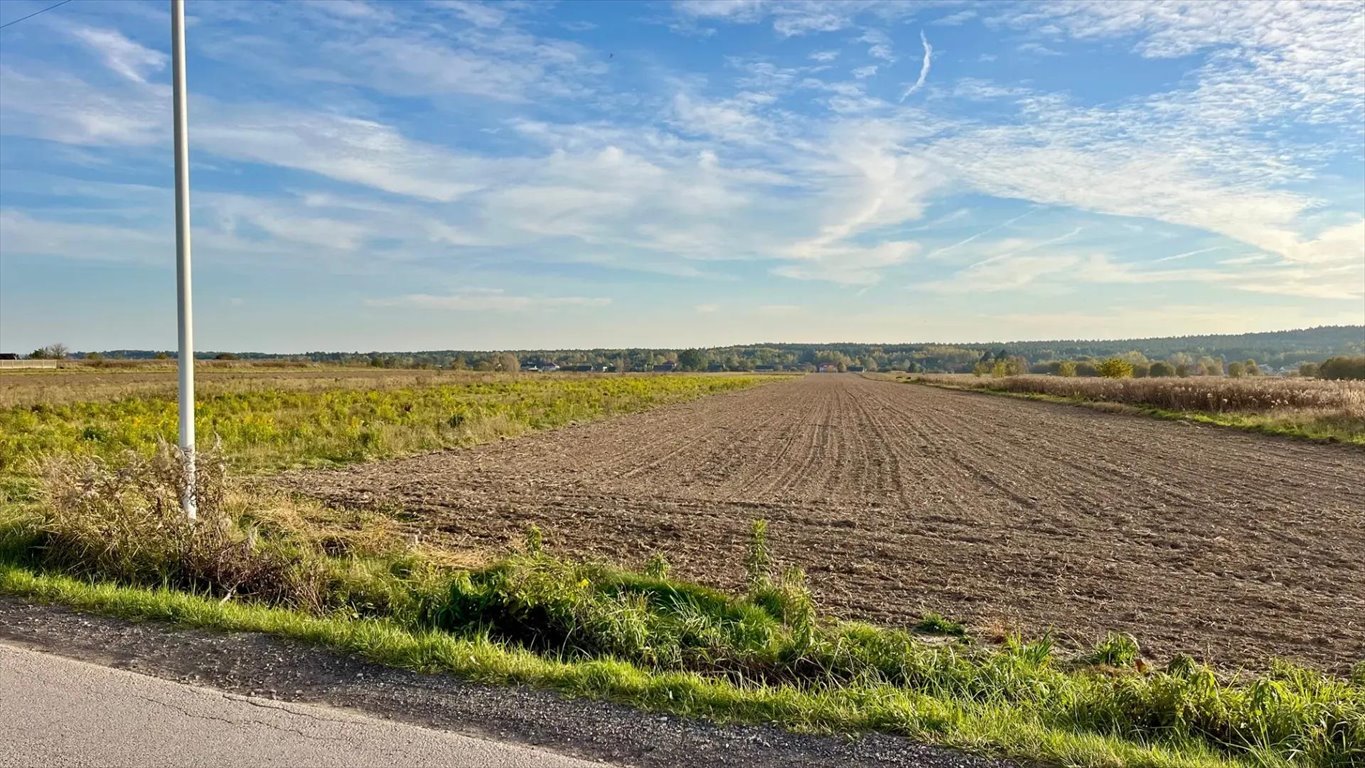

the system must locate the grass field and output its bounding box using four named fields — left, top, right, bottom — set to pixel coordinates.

left=895, top=373, right=1365, bottom=445
left=1, top=366, right=1361, bottom=767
